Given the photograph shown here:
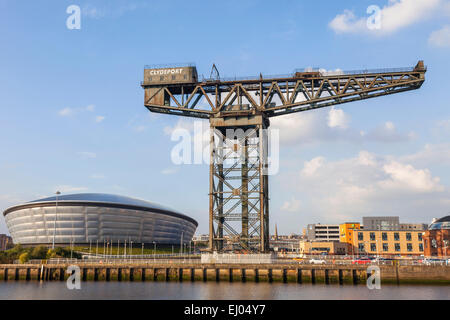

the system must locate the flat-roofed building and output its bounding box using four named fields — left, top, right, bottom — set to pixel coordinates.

left=306, top=224, right=340, bottom=242
left=299, top=240, right=347, bottom=255
left=0, top=234, right=12, bottom=250
left=349, top=229, right=424, bottom=256
left=423, top=216, right=449, bottom=257
left=362, top=216, right=400, bottom=231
